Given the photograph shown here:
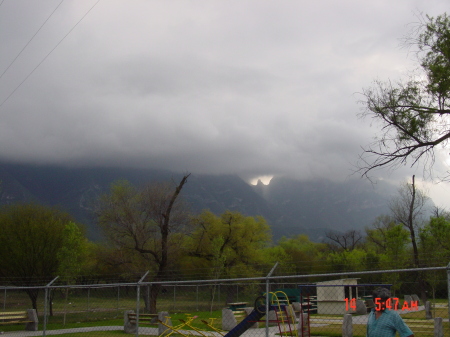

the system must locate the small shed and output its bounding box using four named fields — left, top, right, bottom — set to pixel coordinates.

left=315, top=278, right=359, bottom=315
